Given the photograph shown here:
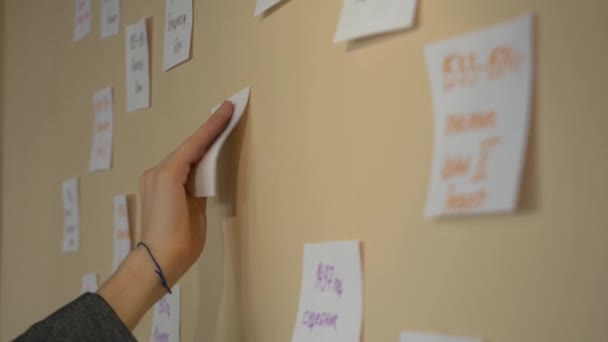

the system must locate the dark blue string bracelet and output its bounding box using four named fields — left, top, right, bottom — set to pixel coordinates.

left=137, top=242, right=172, bottom=294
